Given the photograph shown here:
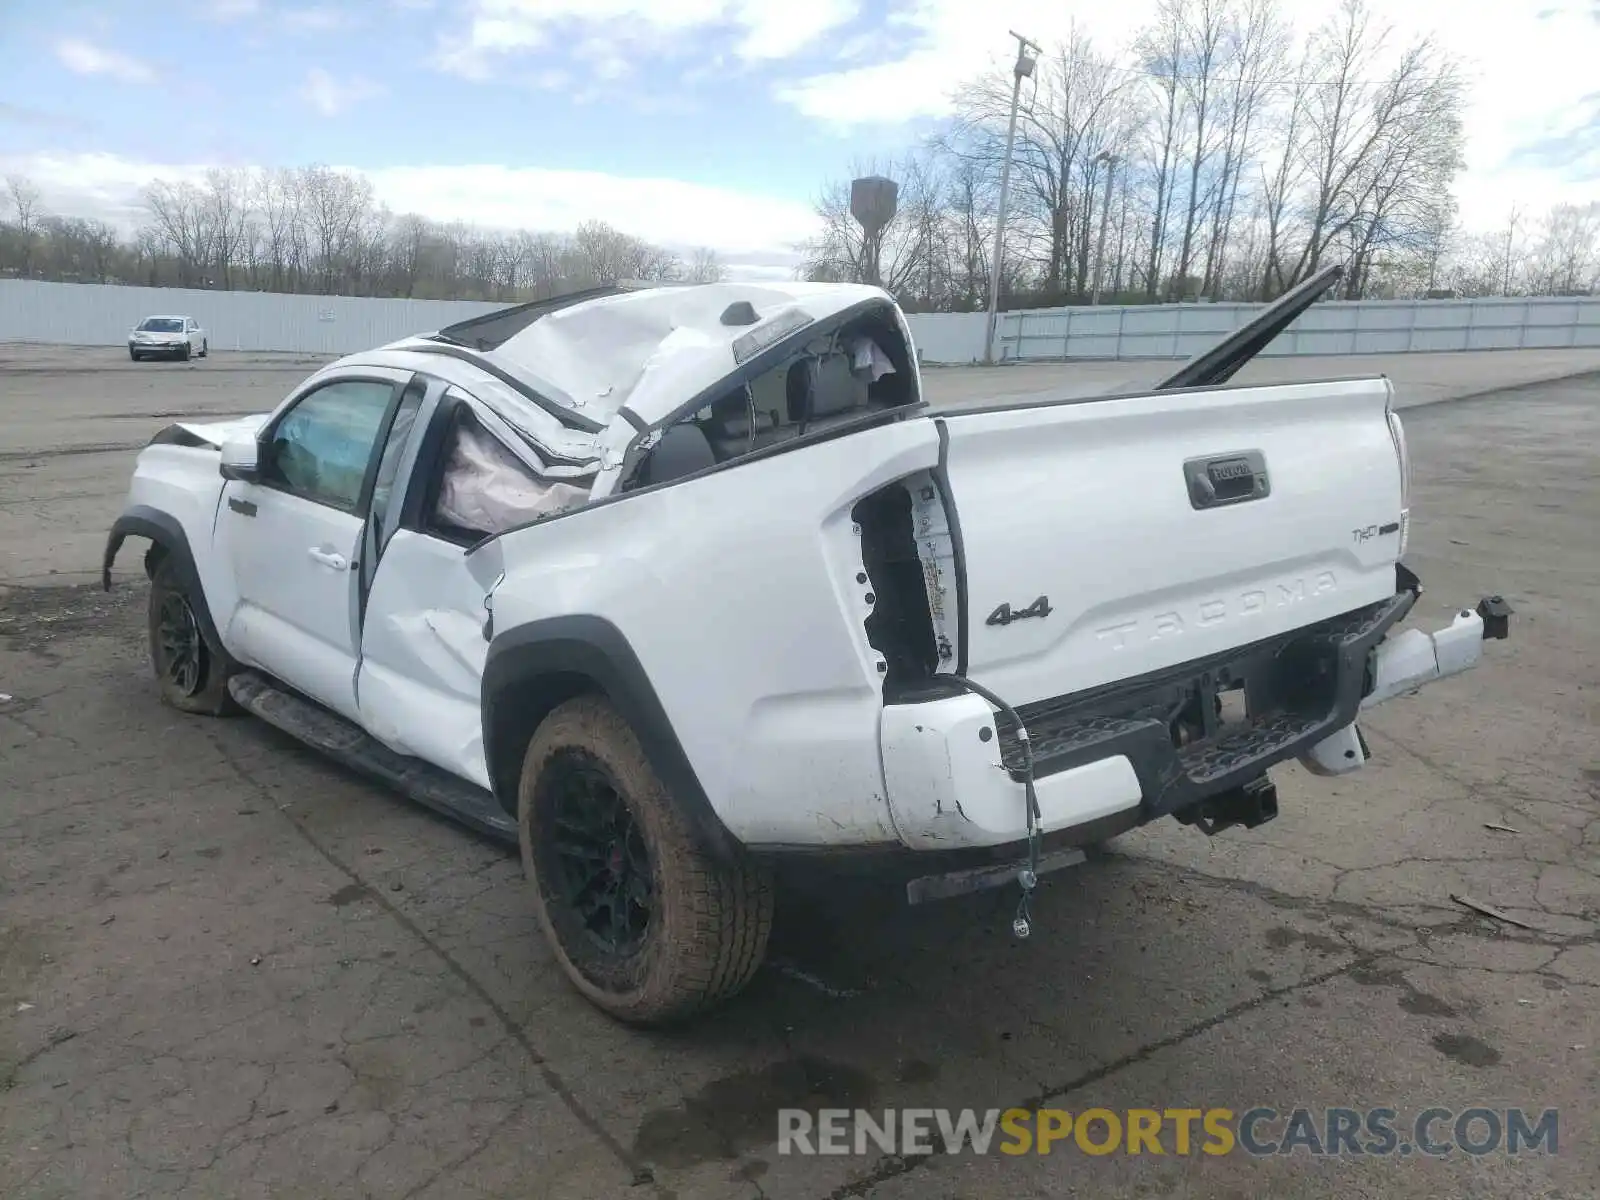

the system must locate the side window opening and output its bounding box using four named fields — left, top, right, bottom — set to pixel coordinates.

left=425, top=407, right=589, bottom=545
left=635, top=304, right=916, bottom=485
